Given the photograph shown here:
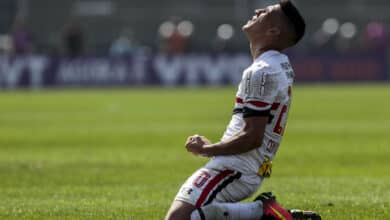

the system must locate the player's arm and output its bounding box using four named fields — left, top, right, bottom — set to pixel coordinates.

left=186, top=93, right=272, bottom=157
left=210, top=115, right=268, bottom=156
left=186, top=69, right=277, bottom=157
left=186, top=113, right=268, bottom=157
